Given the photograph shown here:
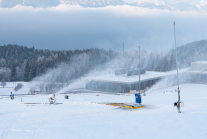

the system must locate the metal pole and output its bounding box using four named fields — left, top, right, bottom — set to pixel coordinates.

left=14, top=81, right=16, bottom=94
left=173, top=22, right=181, bottom=113
left=123, top=42, right=124, bottom=55
left=138, top=46, right=141, bottom=94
